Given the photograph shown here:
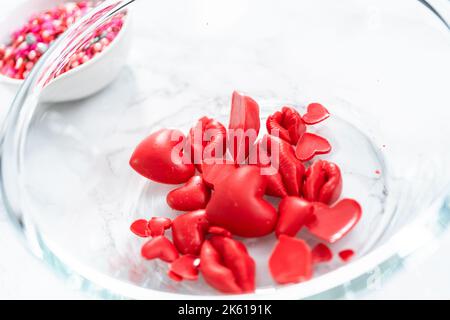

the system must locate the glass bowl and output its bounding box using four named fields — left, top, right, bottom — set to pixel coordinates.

left=1, top=0, right=450, bottom=299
